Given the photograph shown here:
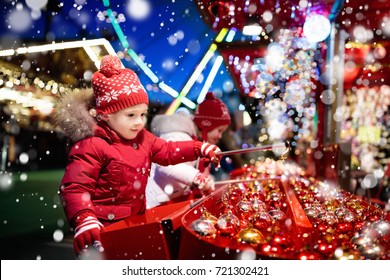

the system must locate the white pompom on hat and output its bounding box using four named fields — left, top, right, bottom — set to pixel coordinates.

left=92, top=55, right=148, bottom=114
